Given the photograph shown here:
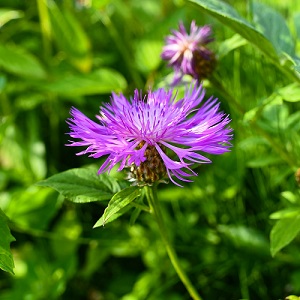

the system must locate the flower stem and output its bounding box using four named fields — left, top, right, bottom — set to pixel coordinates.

left=144, top=185, right=203, bottom=300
